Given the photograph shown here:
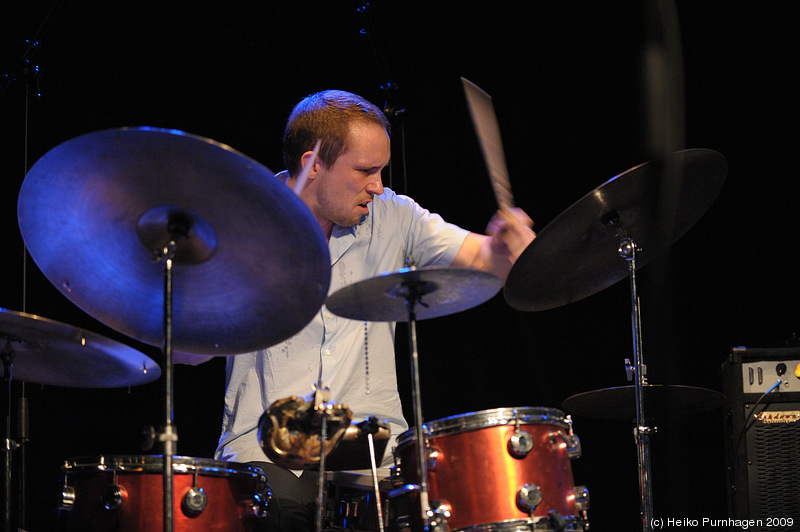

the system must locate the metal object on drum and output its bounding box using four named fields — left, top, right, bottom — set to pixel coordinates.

left=59, top=455, right=270, bottom=531
left=391, top=407, right=589, bottom=531
left=0, top=308, right=159, bottom=387
left=17, top=127, right=330, bottom=355
left=504, top=149, right=727, bottom=311
left=257, top=393, right=353, bottom=470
